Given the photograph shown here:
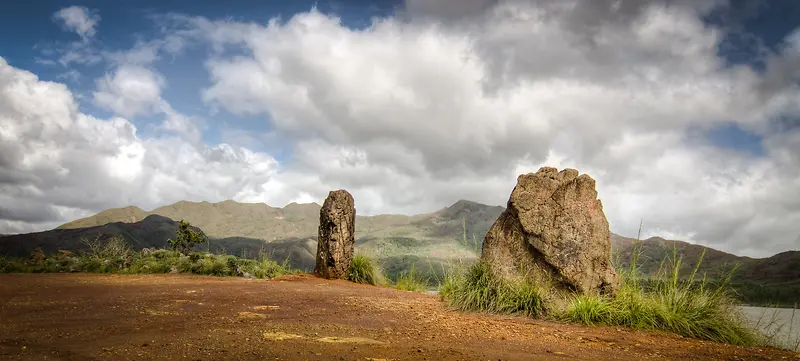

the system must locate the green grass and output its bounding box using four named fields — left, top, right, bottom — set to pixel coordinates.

left=394, top=264, right=428, bottom=292
left=439, top=261, right=547, bottom=317
left=0, top=236, right=297, bottom=279
left=440, top=243, right=763, bottom=347
left=558, top=246, right=759, bottom=346
left=348, top=253, right=381, bottom=285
